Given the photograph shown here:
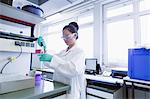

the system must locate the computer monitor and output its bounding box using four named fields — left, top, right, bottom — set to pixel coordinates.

left=85, top=58, right=97, bottom=71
